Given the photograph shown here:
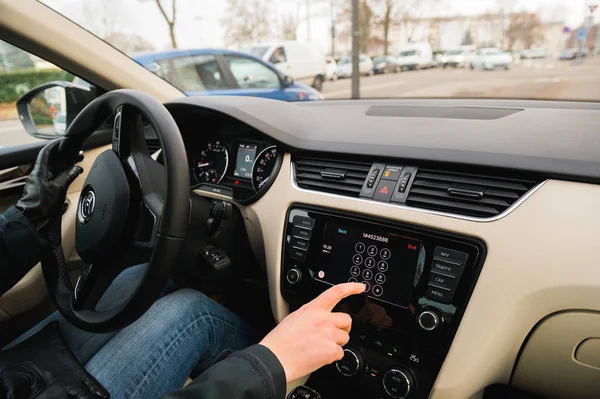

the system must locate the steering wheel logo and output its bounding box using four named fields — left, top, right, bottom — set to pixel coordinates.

left=78, top=189, right=96, bottom=224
